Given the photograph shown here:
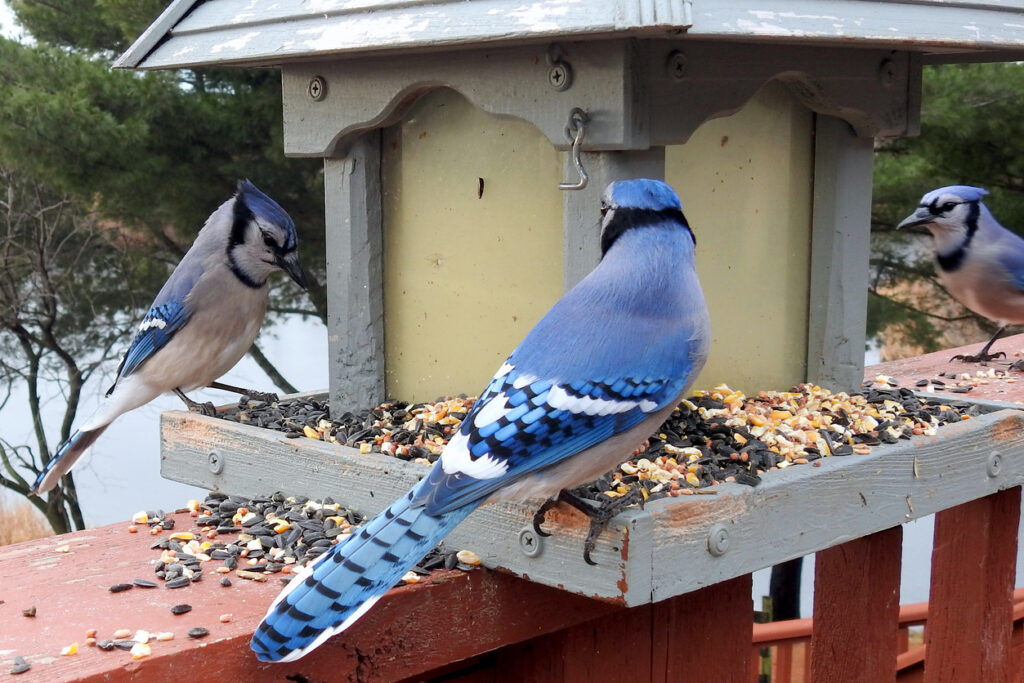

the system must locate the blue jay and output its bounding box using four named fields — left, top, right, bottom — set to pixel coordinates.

left=30, top=180, right=306, bottom=495
left=898, top=185, right=1024, bottom=363
left=251, top=178, right=710, bottom=662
